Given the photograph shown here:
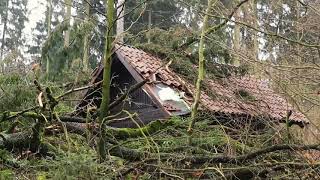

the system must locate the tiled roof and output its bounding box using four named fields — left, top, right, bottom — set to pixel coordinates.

left=114, top=45, right=309, bottom=125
